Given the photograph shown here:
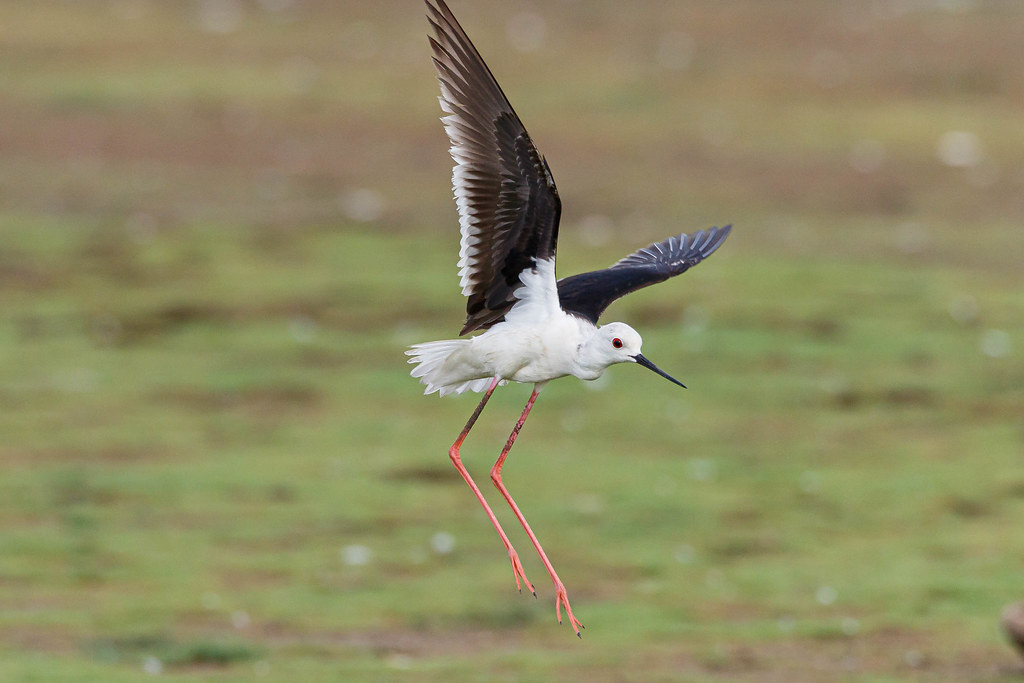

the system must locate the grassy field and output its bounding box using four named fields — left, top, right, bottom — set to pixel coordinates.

left=2, top=0, right=1023, bottom=680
